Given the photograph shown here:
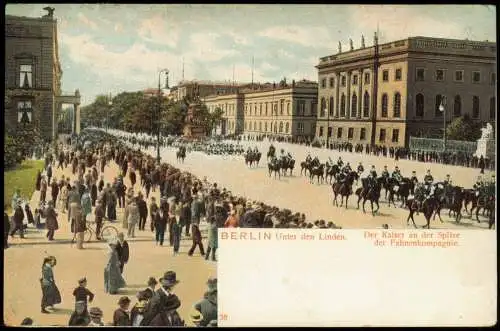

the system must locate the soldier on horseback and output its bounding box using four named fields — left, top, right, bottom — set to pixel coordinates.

left=443, top=174, right=452, bottom=186
left=370, top=165, right=377, bottom=178
left=357, top=162, right=364, bottom=175
left=423, top=170, right=434, bottom=201
left=343, top=162, right=352, bottom=174
left=410, top=171, right=418, bottom=195
left=391, top=166, right=402, bottom=182
left=305, top=153, right=312, bottom=164
left=381, top=165, right=389, bottom=179
left=253, top=146, right=259, bottom=154
left=312, top=156, right=320, bottom=168
left=337, top=157, right=343, bottom=168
